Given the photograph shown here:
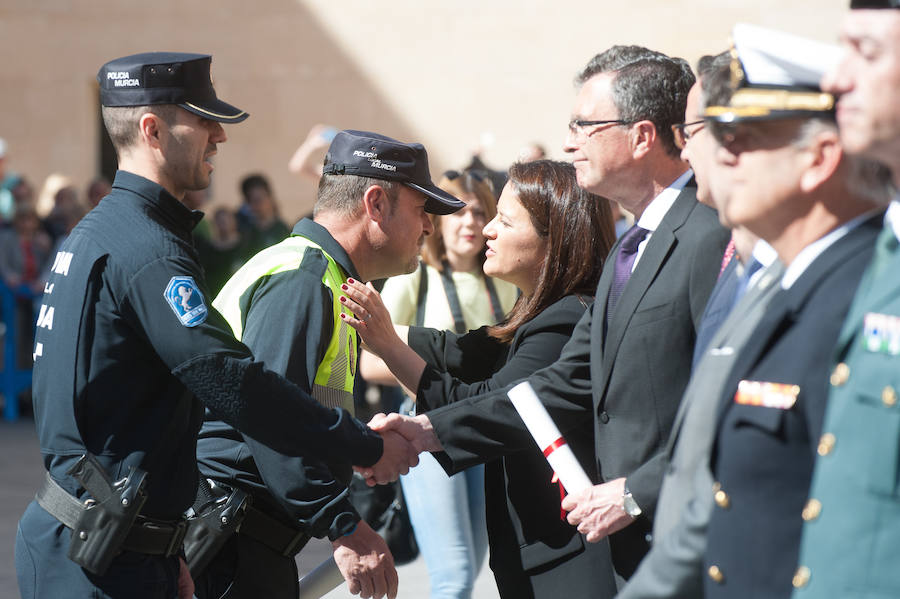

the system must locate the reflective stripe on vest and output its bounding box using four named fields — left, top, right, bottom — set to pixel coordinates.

left=212, top=235, right=356, bottom=413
